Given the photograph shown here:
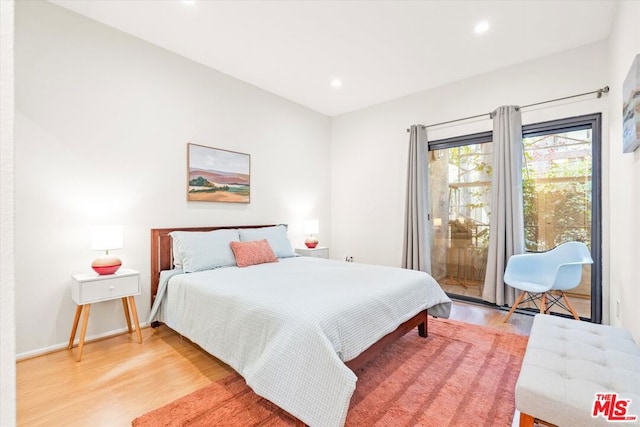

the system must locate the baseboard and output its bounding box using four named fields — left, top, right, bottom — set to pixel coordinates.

left=16, top=322, right=149, bottom=361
